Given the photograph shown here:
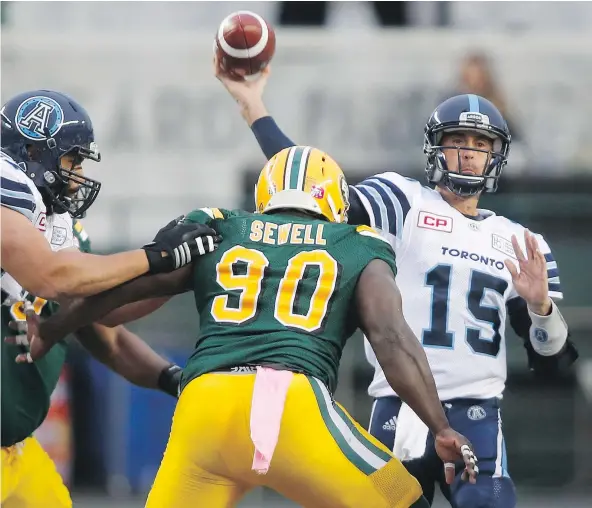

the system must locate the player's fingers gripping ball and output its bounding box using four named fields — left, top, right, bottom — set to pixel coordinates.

left=214, top=11, right=276, bottom=80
